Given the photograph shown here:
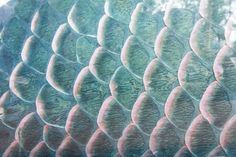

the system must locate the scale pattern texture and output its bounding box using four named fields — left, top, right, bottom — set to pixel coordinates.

left=0, top=0, right=236, bottom=156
